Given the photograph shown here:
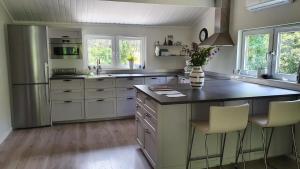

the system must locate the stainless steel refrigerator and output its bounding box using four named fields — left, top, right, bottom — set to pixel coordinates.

left=8, top=25, right=51, bottom=129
